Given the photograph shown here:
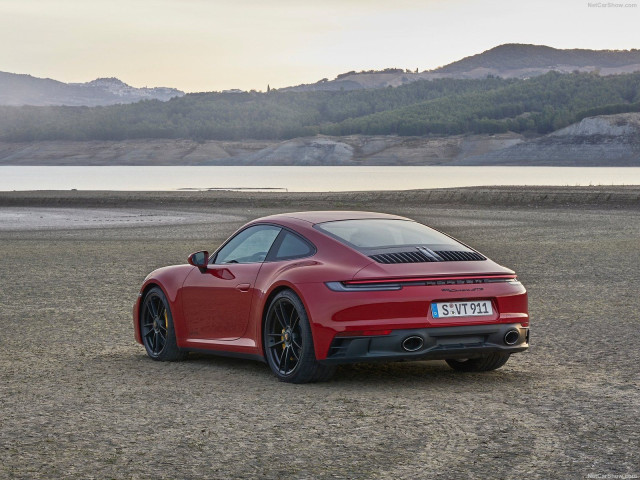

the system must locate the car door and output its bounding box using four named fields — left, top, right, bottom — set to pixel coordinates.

left=181, top=224, right=281, bottom=341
